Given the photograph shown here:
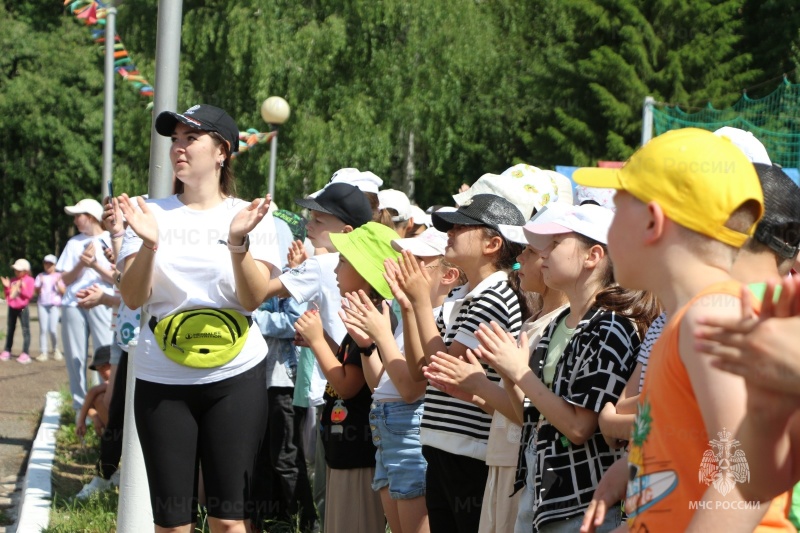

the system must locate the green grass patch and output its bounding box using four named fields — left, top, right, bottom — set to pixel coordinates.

left=43, top=388, right=117, bottom=533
